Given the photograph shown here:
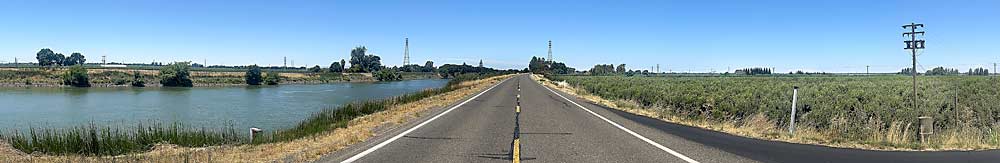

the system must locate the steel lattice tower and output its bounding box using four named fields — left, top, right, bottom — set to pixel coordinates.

left=403, top=38, right=410, bottom=66
left=547, top=40, right=553, bottom=63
